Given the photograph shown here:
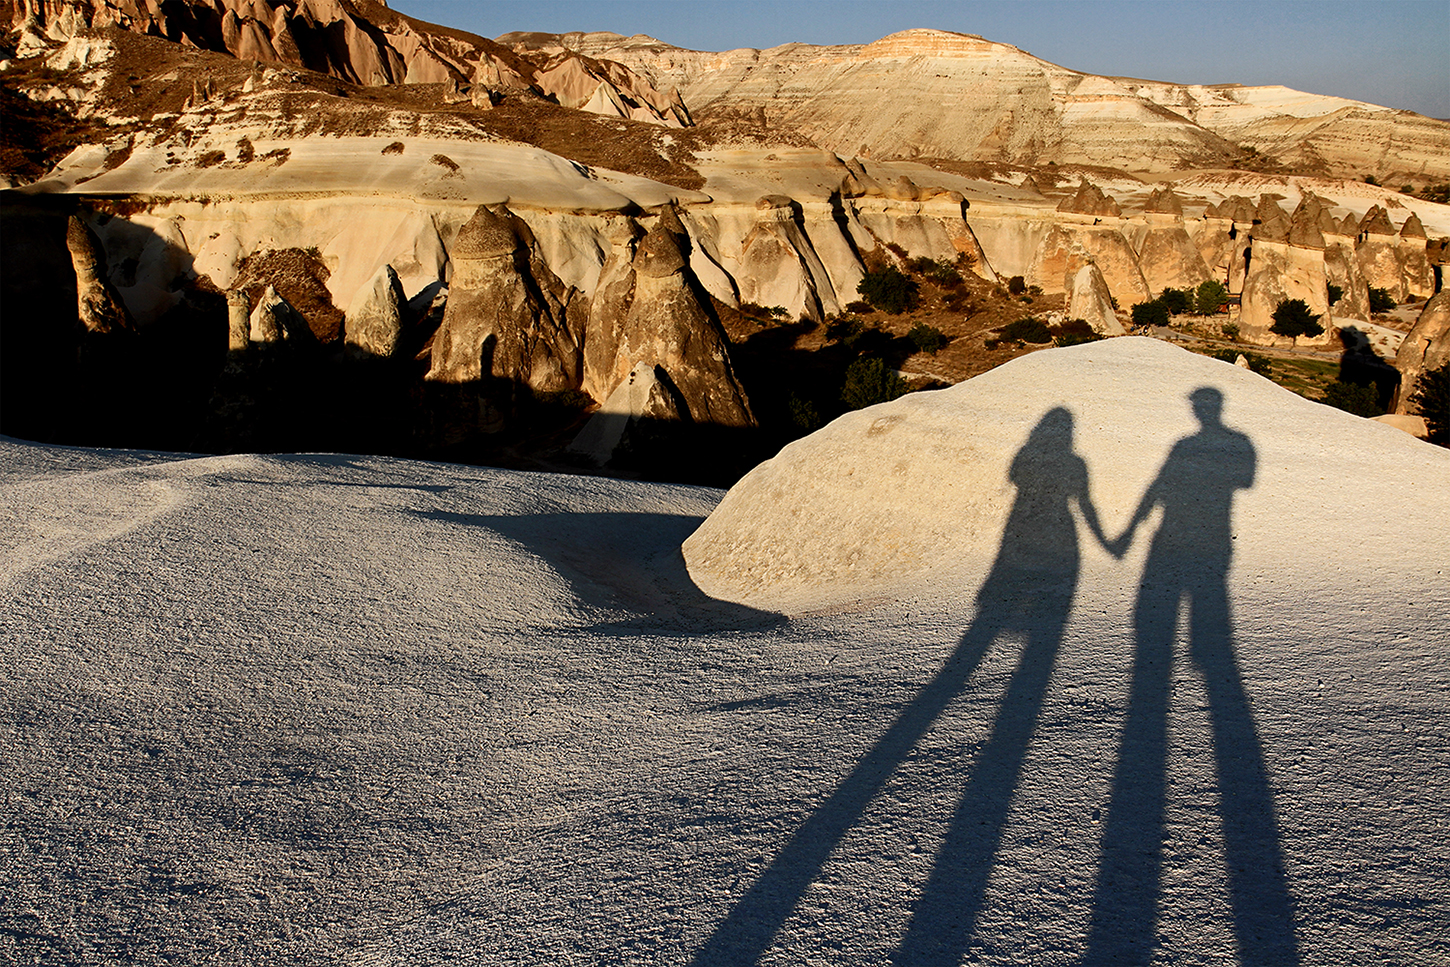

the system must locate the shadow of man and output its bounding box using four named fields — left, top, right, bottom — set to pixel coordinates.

left=691, top=408, right=1107, bottom=966
left=1086, top=387, right=1298, bottom=965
